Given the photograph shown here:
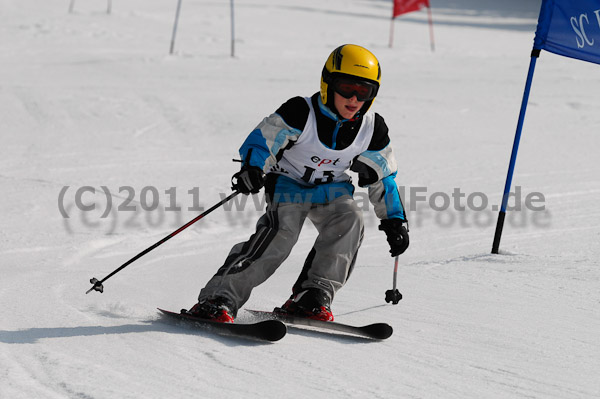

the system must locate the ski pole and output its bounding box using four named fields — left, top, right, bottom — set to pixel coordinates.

left=86, top=190, right=240, bottom=294
left=385, top=255, right=402, bottom=304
